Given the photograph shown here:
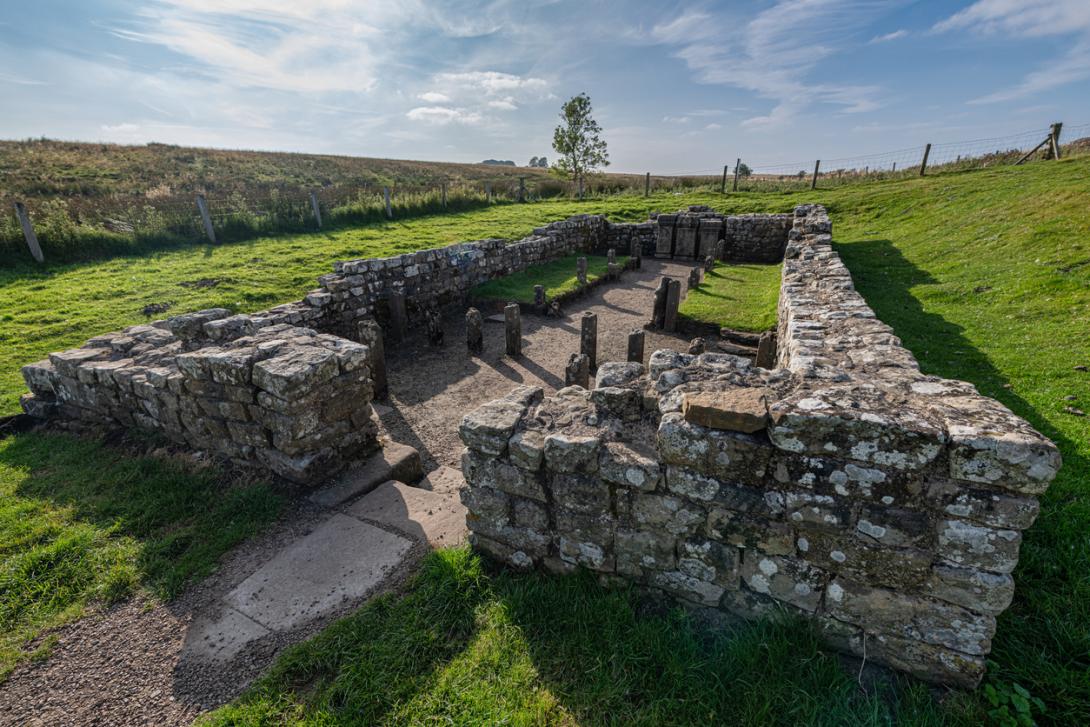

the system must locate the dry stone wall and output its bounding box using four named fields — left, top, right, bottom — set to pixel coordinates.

left=654, top=207, right=791, bottom=262
left=458, top=204, right=1060, bottom=687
